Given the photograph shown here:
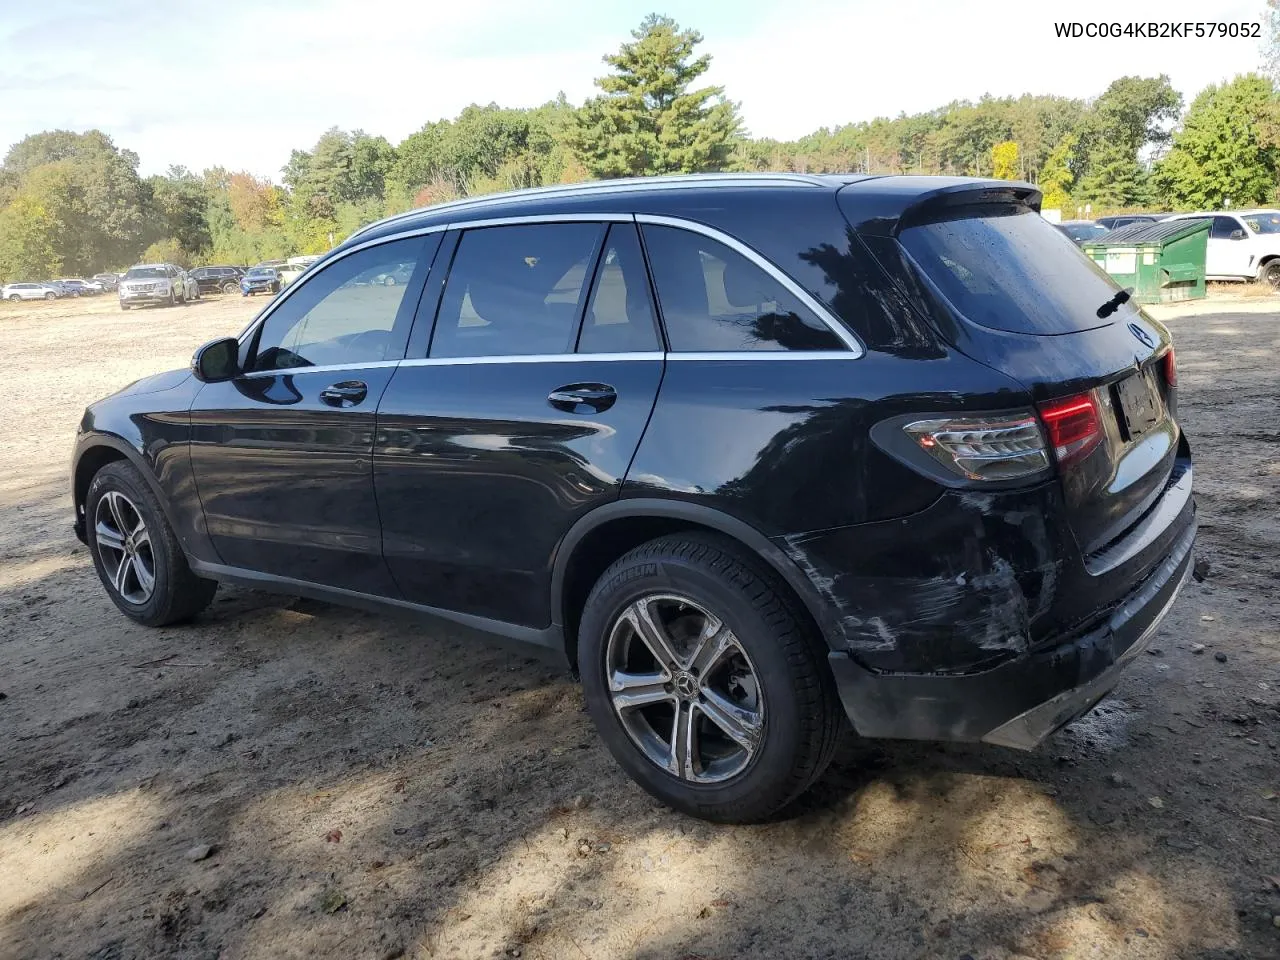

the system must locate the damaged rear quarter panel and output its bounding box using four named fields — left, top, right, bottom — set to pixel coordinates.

left=781, top=482, right=1069, bottom=674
